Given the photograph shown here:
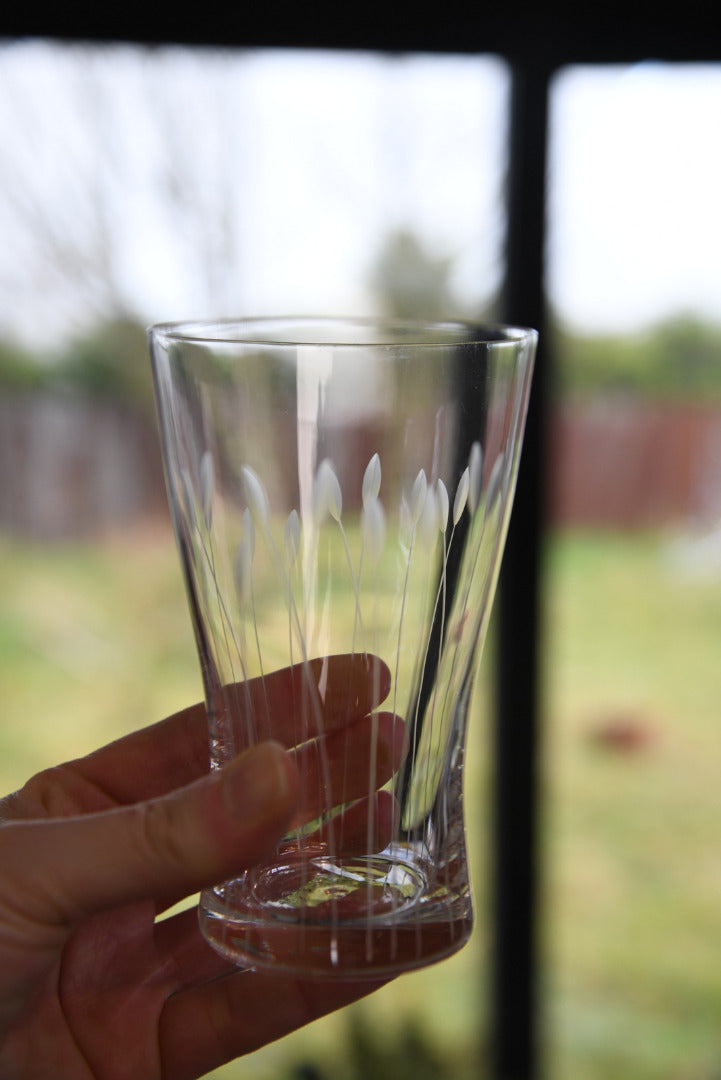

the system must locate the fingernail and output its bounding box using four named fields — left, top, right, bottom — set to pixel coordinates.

left=221, top=742, right=293, bottom=823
